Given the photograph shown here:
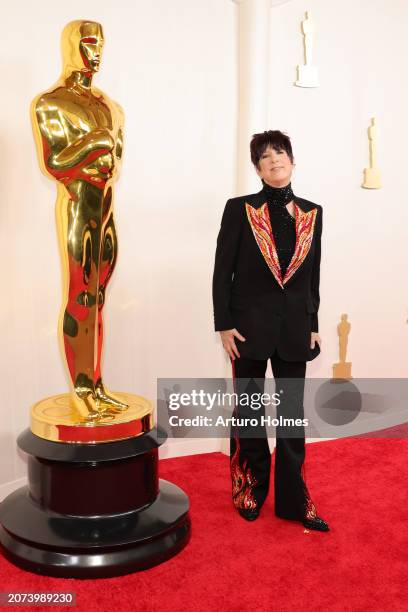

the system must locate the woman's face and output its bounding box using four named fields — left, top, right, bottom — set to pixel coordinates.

left=256, top=145, right=294, bottom=187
